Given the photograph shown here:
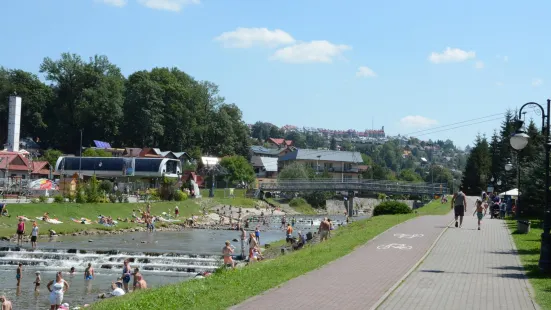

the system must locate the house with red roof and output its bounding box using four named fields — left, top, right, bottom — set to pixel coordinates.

left=0, top=151, right=56, bottom=180
left=267, top=138, right=294, bottom=148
